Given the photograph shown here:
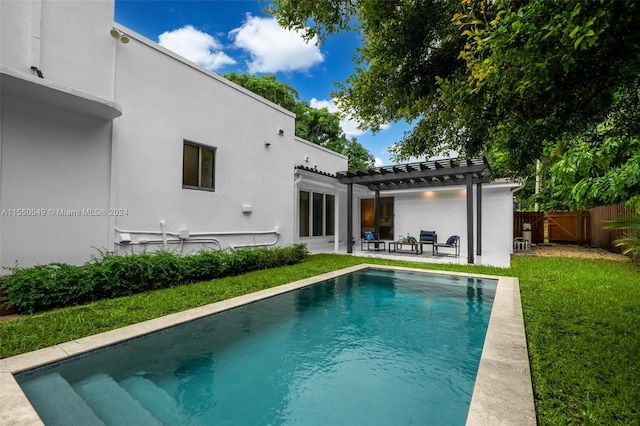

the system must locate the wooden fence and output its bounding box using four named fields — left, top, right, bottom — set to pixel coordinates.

left=514, top=201, right=636, bottom=252
left=547, top=211, right=590, bottom=245
left=513, top=212, right=544, bottom=243
left=589, top=202, right=637, bottom=253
